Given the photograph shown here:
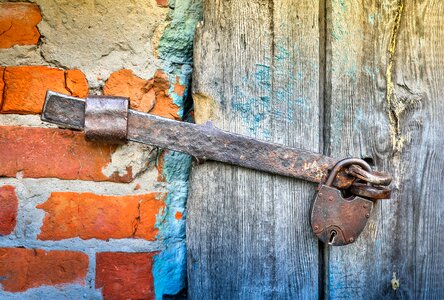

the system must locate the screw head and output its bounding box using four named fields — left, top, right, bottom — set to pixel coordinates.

left=348, top=237, right=354, bottom=243
left=313, top=225, right=319, bottom=231
left=365, top=213, right=370, bottom=218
